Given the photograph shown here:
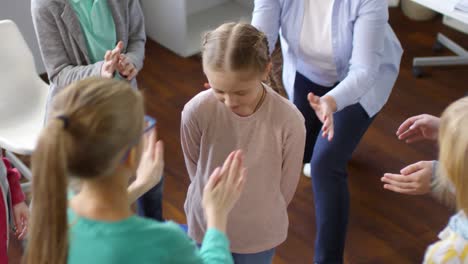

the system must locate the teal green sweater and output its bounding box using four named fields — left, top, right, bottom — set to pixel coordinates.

left=67, top=209, right=233, bottom=264
left=69, top=0, right=116, bottom=64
